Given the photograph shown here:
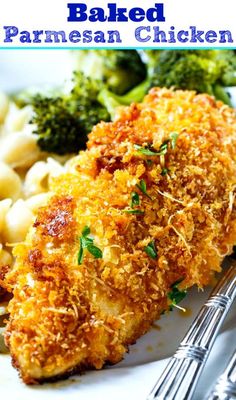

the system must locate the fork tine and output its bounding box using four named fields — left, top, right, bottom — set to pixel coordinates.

left=206, top=349, right=236, bottom=400
left=147, top=263, right=236, bottom=400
